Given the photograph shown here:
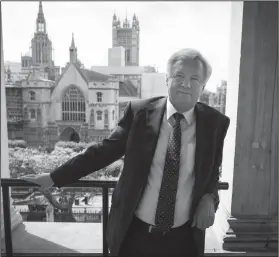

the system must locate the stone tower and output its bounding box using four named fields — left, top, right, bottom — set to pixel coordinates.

left=112, top=12, right=140, bottom=66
